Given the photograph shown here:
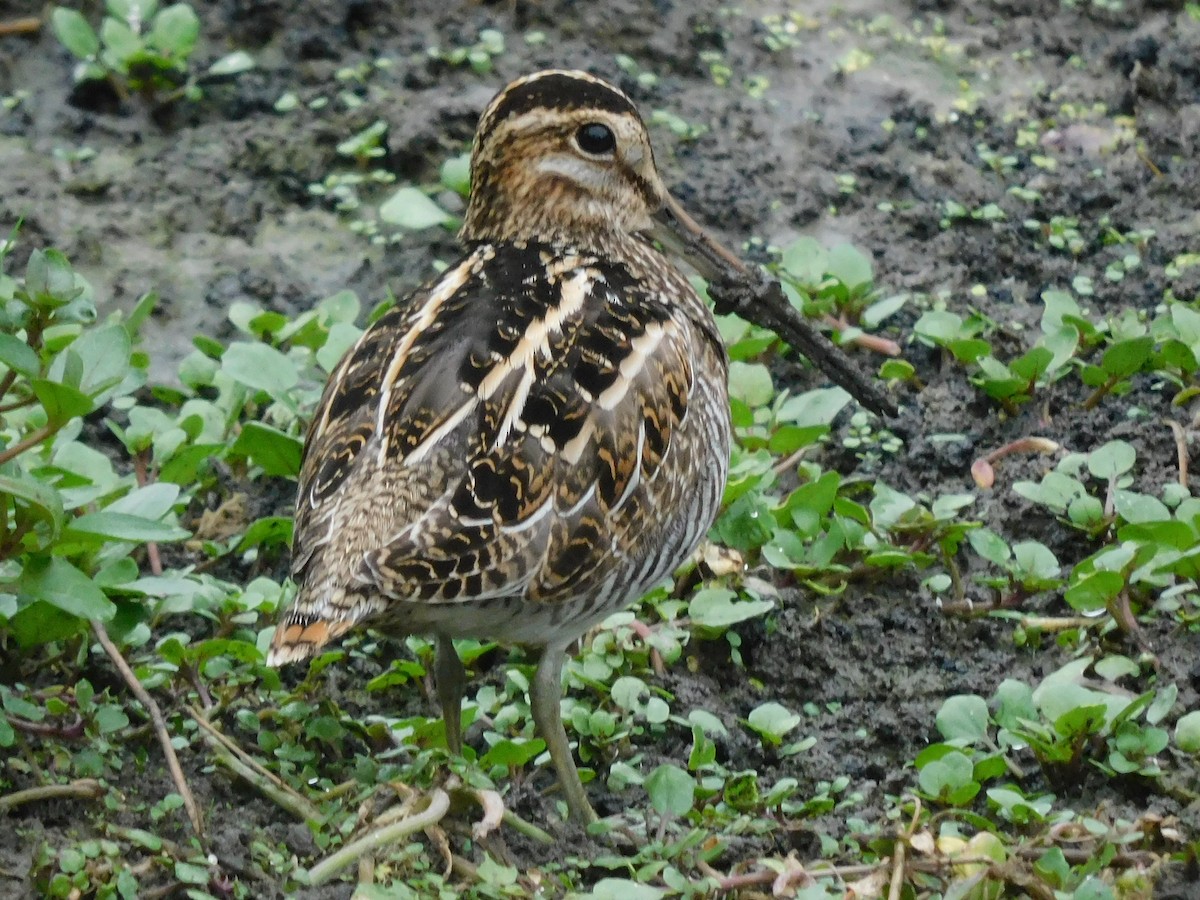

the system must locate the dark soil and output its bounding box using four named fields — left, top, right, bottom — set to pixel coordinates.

left=2, top=0, right=1199, bottom=896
